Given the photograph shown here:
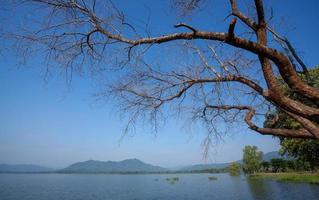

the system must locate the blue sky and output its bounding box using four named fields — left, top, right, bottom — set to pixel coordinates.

left=0, top=0, right=318, bottom=168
